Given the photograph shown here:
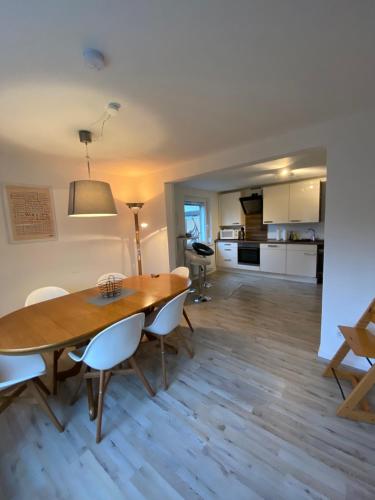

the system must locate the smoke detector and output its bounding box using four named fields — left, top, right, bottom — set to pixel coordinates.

left=83, top=48, right=105, bottom=70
